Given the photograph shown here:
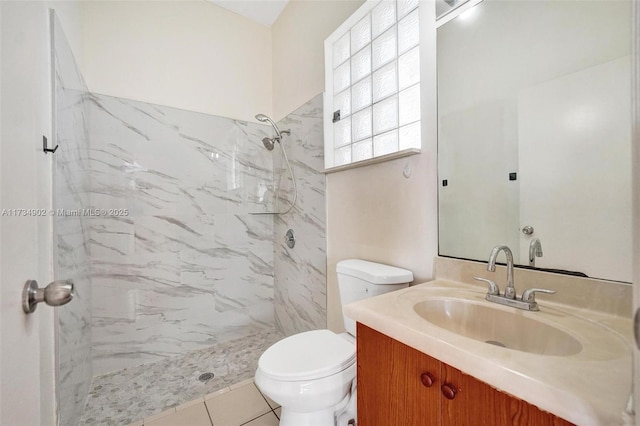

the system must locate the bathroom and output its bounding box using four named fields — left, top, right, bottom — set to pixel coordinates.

left=0, top=0, right=638, bottom=425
